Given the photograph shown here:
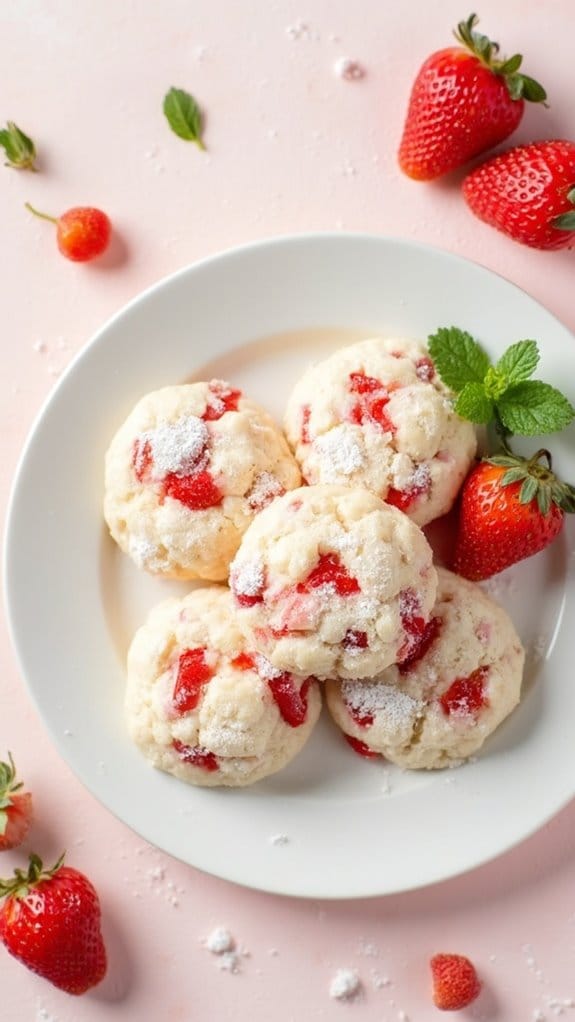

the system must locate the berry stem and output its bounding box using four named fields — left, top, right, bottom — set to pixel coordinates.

left=24, top=201, right=58, bottom=224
